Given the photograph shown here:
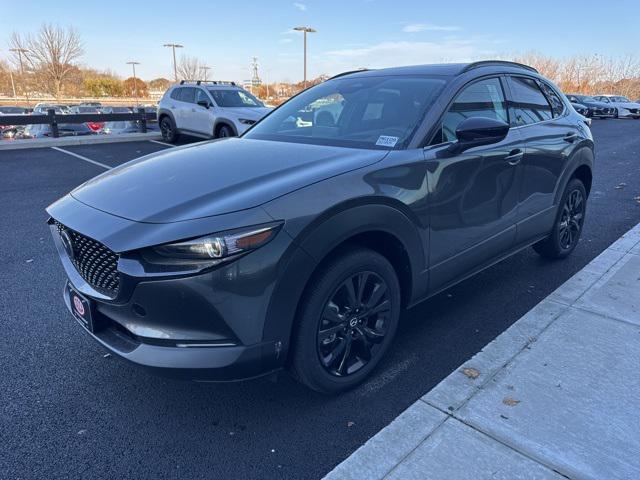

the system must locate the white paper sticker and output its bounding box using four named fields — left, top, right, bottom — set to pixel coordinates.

left=375, top=135, right=399, bottom=147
